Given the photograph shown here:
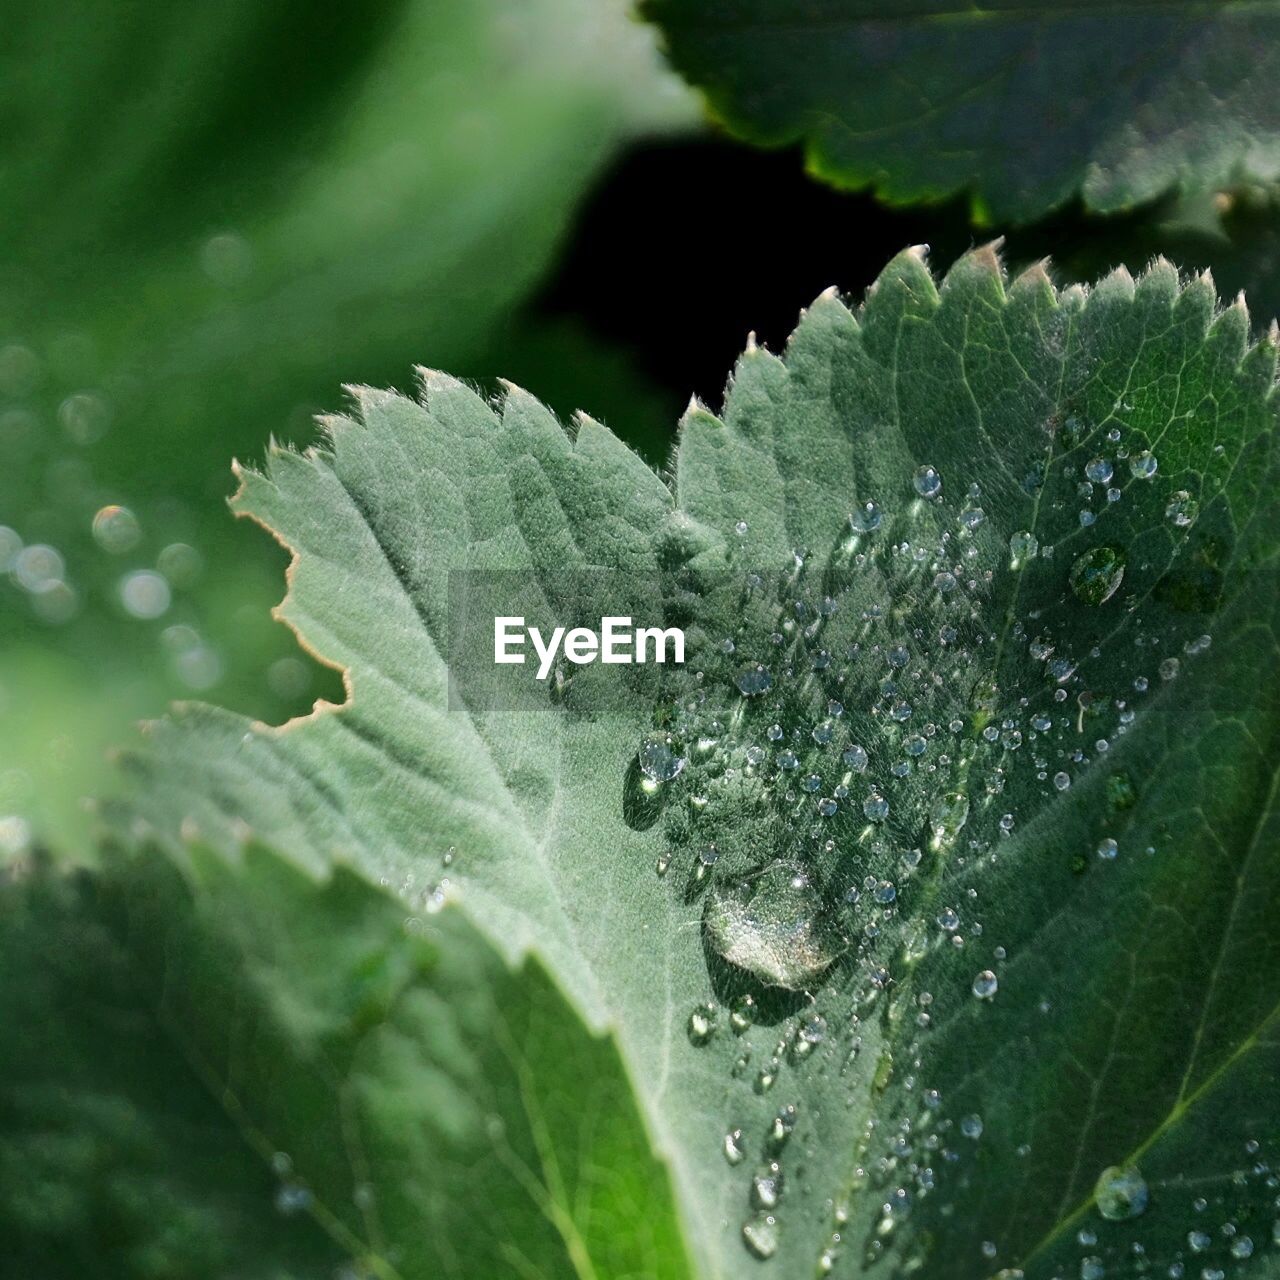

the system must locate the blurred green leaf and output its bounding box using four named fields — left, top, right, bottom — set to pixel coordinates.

left=1, top=841, right=691, bottom=1277
left=113, top=248, right=1280, bottom=1275
left=640, top=0, right=1280, bottom=223
left=0, top=0, right=694, bottom=855
left=1043, top=186, right=1280, bottom=331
